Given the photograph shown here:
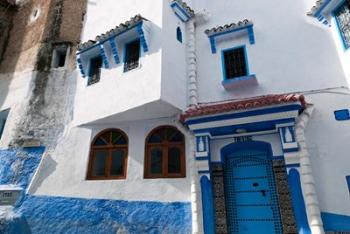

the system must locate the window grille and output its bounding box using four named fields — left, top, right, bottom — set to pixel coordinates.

left=223, top=47, right=248, bottom=79
left=335, top=1, right=350, bottom=49
left=88, top=56, right=102, bottom=85
left=124, top=39, right=140, bottom=72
